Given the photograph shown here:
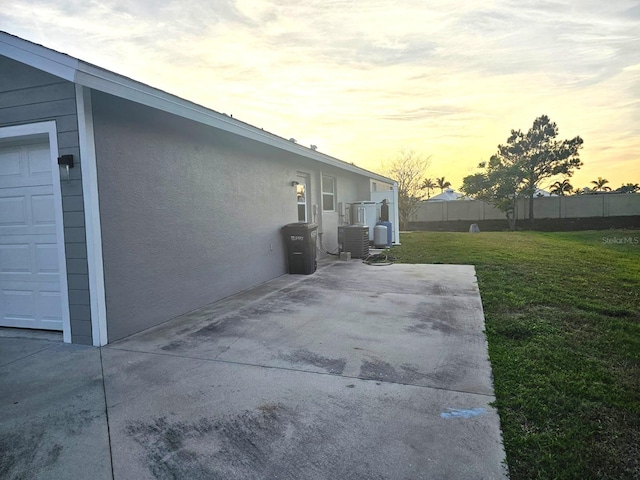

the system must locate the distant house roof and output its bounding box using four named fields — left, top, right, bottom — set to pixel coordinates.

left=0, top=31, right=394, bottom=185
left=534, top=188, right=554, bottom=197
left=427, top=188, right=469, bottom=201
